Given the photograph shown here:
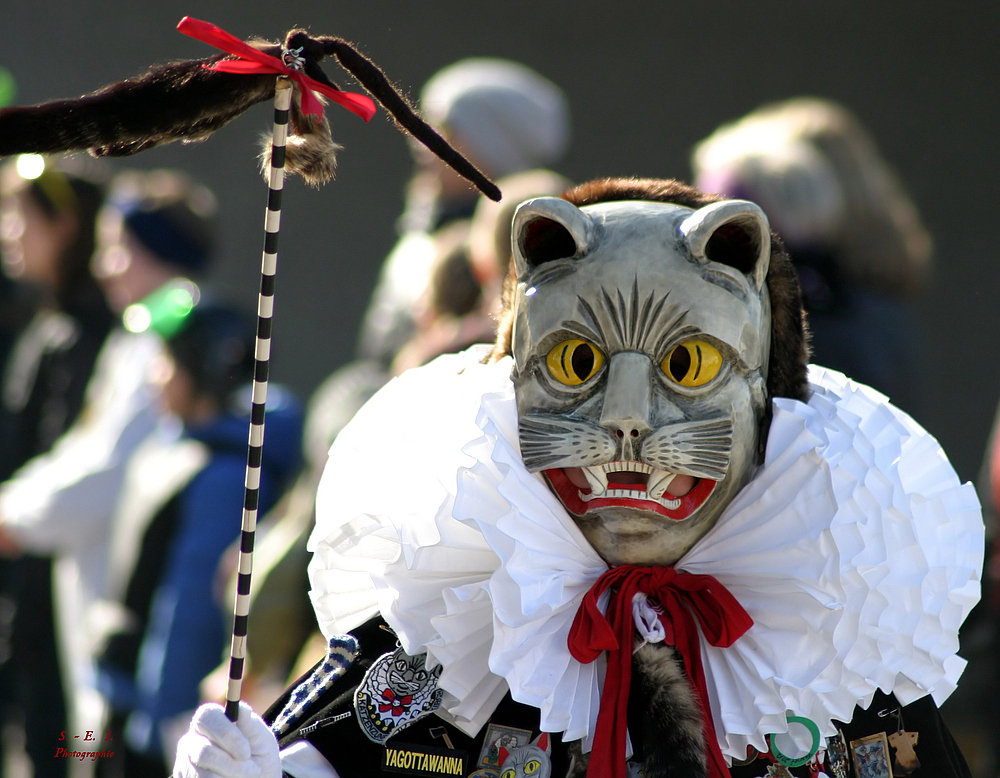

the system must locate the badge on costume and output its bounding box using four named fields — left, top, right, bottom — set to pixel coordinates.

left=476, top=724, right=532, bottom=771
left=354, top=646, right=443, bottom=743
left=495, top=732, right=552, bottom=778
left=887, top=730, right=918, bottom=776
left=848, top=733, right=893, bottom=778
left=882, top=707, right=919, bottom=776
left=824, top=732, right=850, bottom=778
